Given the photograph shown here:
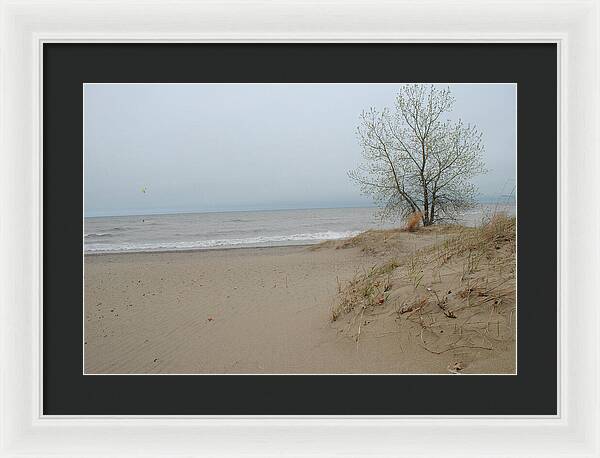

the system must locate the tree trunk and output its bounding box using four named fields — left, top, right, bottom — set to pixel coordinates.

left=422, top=194, right=430, bottom=226
left=429, top=197, right=436, bottom=225
left=421, top=176, right=430, bottom=225
left=420, top=142, right=430, bottom=226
